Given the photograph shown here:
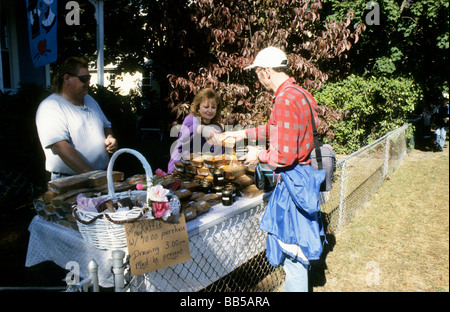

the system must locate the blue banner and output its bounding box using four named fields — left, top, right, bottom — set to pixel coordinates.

left=26, top=0, right=57, bottom=68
